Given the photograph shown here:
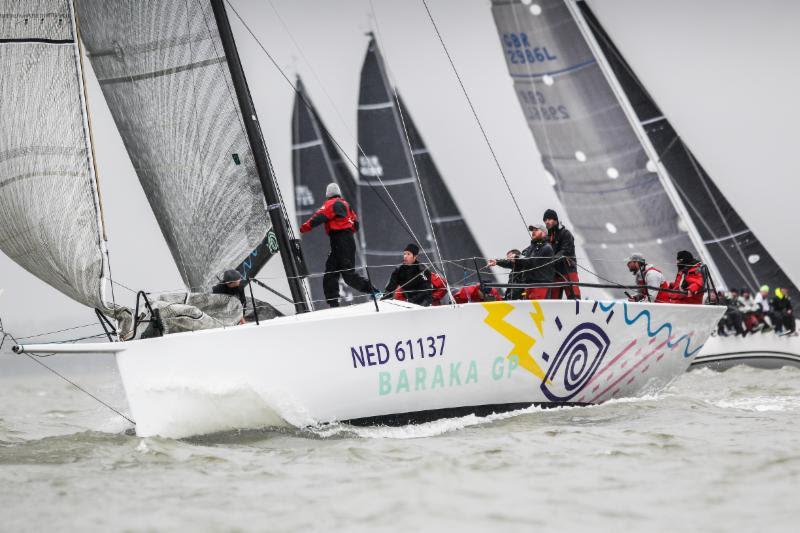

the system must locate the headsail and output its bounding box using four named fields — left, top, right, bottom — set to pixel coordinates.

left=577, top=1, right=798, bottom=294
left=0, top=0, right=109, bottom=309
left=396, top=96, right=485, bottom=284
left=292, top=77, right=360, bottom=305
left=77, top=0, right=274, bottom=291
left=490, top=0, right=698, bottom=285
left=357, top=36, right=440, bottom=278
